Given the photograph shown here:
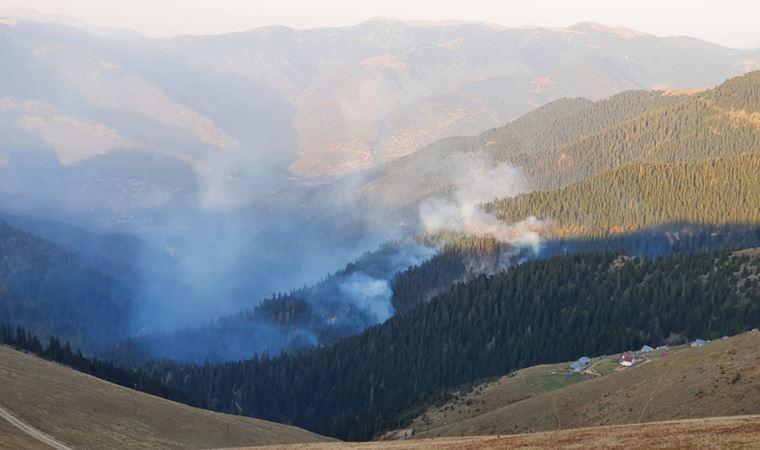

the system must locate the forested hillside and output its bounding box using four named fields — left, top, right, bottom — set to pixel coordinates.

left=523, top=85, right=760, bottom=191
left=137, top=250, right=760, bottom=440
left=482, top=90, right=682, bottom=162
left=490, top=152, right=760, bottom=238
left=358, top=91, right=681, bottom=208
left=352, top=71, right=760, bottom=209
left=0, top=211, right=175, bottom=285
left=0, top=224, right=133, bottom=350
left=710, top=70, right=760, bottom=113
left=103, top=241, right=437, bottom=364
